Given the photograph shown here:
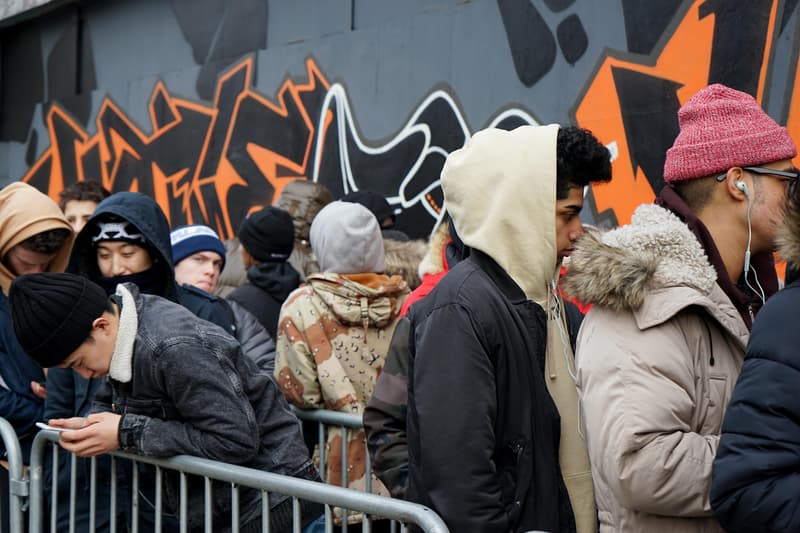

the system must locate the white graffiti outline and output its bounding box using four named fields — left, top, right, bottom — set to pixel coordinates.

left=311, top=84, right=540, bottom=224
